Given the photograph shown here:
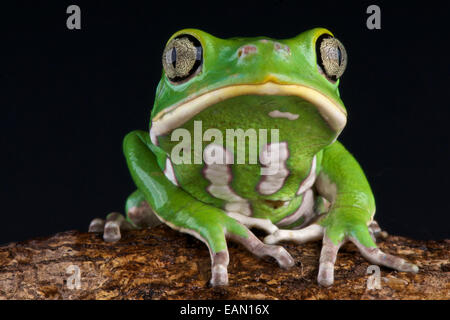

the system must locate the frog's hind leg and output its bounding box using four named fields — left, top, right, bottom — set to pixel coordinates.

left=264, top=224, right=324, bottom=244
left=88, top=189, right=161, bottom=242
left=263, top=194, right=327, bottom=244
